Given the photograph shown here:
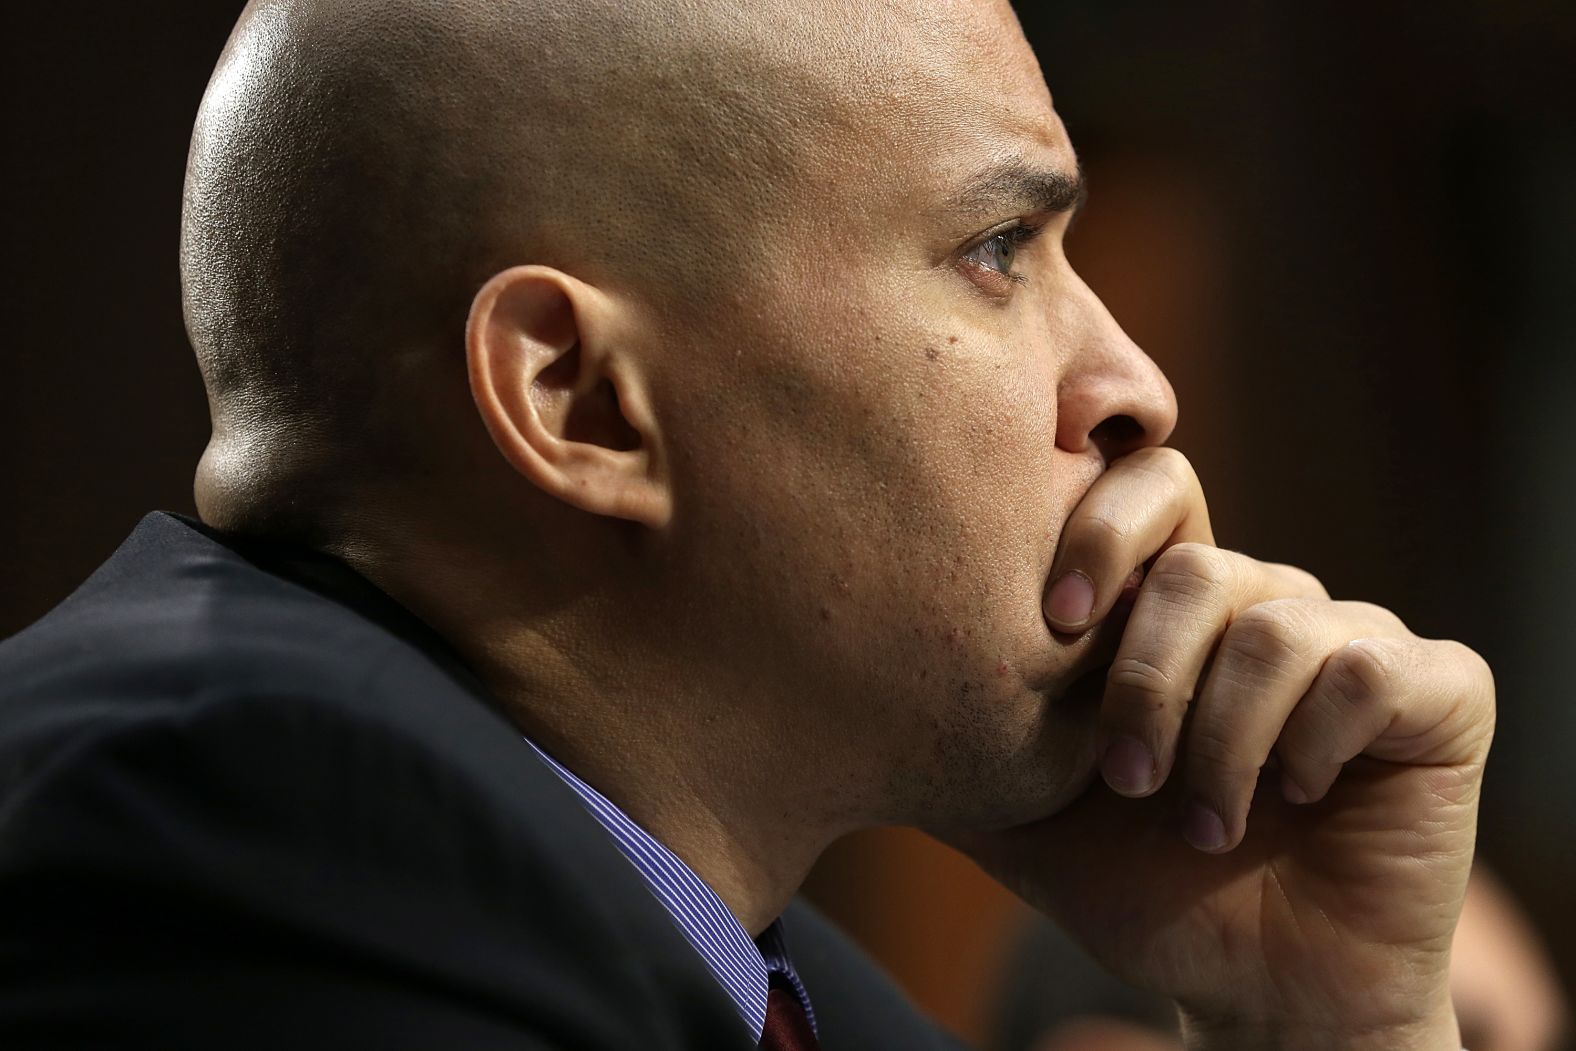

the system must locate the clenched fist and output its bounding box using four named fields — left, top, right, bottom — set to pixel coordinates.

left=954, top=448, right=1495, bottom=1050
